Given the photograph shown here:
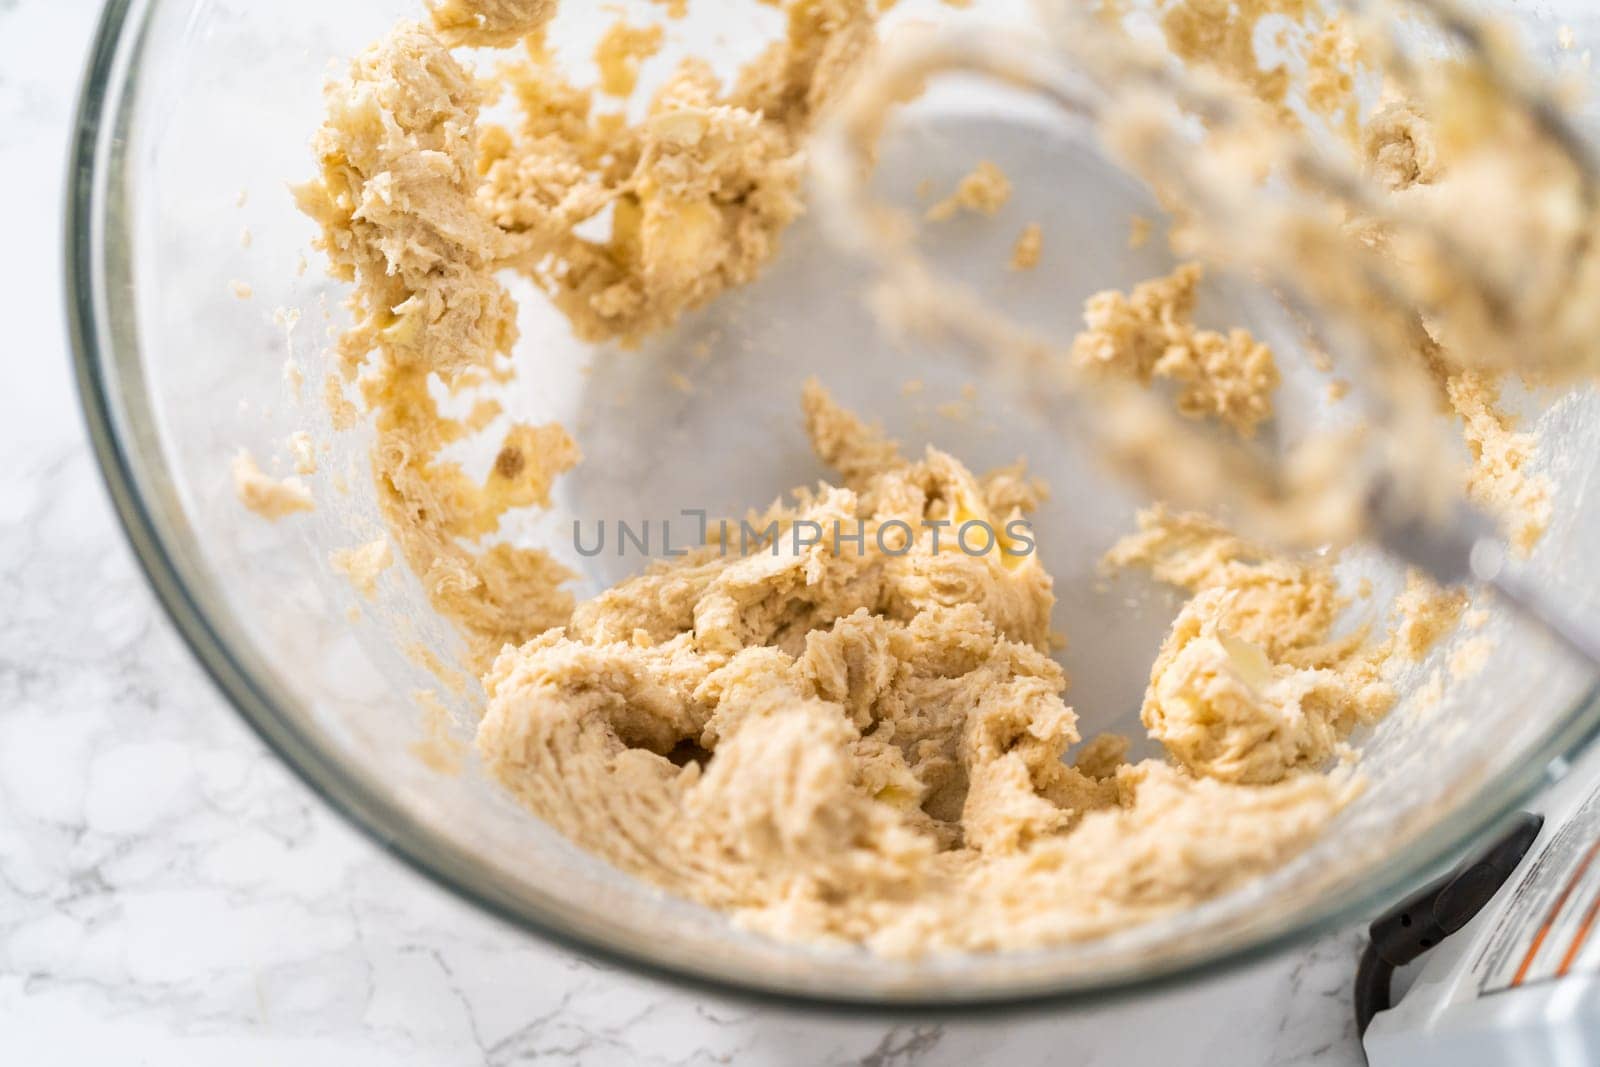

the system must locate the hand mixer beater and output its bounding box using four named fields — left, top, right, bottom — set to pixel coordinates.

left=813, top=0, right=1600, bottom=670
